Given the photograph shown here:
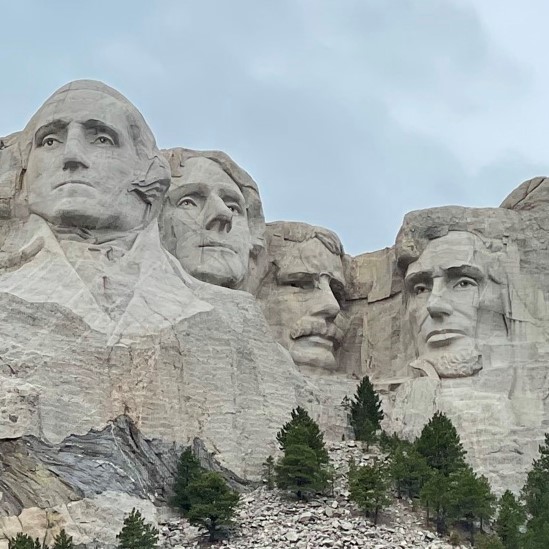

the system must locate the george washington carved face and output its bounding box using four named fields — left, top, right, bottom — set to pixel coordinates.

left=22, top=82, right=168, bottom=232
